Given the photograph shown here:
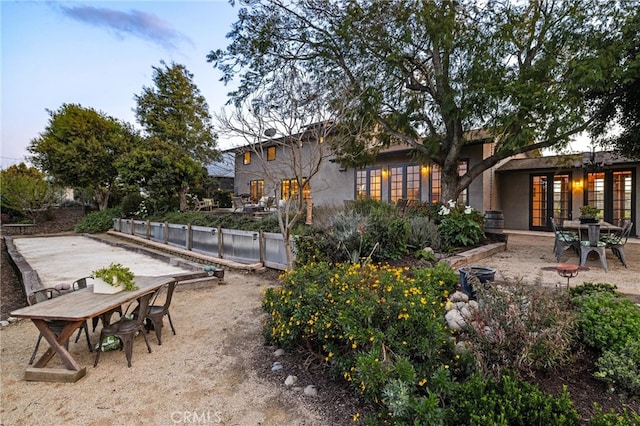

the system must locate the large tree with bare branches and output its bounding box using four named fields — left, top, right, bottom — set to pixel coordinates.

left=209, top=0, right=636, bottom=202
